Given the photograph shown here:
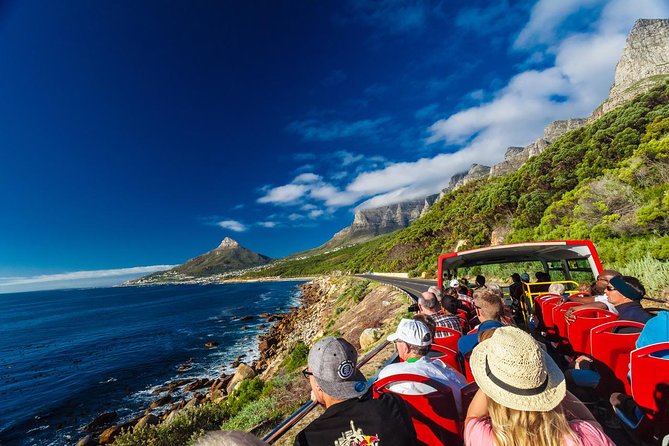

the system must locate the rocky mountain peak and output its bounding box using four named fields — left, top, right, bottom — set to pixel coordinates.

left=597, top=19, right=669, bottom=116
left=216, top=237, right=240, bottom=250
left=323, top=194, right=439, bottom=249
